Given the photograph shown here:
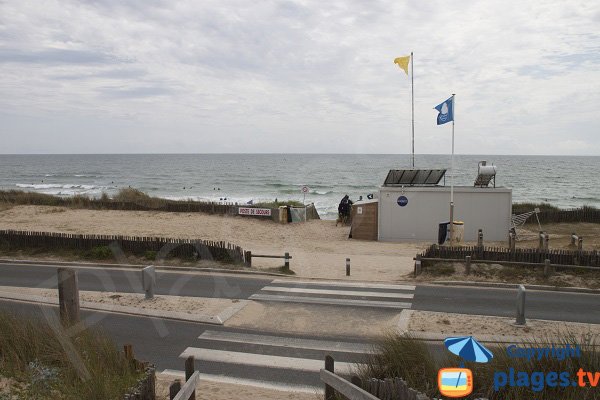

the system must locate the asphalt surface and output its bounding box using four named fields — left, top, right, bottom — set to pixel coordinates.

left=0, top=263, right=270, bottom=299
left=0, top=300, right=374, bottom=389
left=0, top=262, right=598, bottom=323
